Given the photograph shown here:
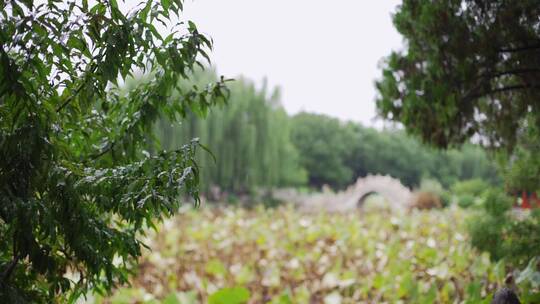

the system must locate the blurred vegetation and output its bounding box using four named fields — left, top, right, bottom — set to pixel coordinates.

left=0, top=1, right=227, bottom=302
left=376, top=0, right=540, bottom=284
left=417, top=178, right=449, bottom=208
left=3, top=0, right=538, bottom=302
left=451, top=179, right=490, bottom=208
left=376, top=0, right=540, bottom=150
left=152, top=73, right=308, bottom=195
left=144, top=70, right=501, bottom=197
left=290, top=113, right=501, bottom=190
left=468, top=189, right=540, bottom=271
left=98, top=206, right=511, bottom=303
left=499, top=118, right=540, bottom=193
